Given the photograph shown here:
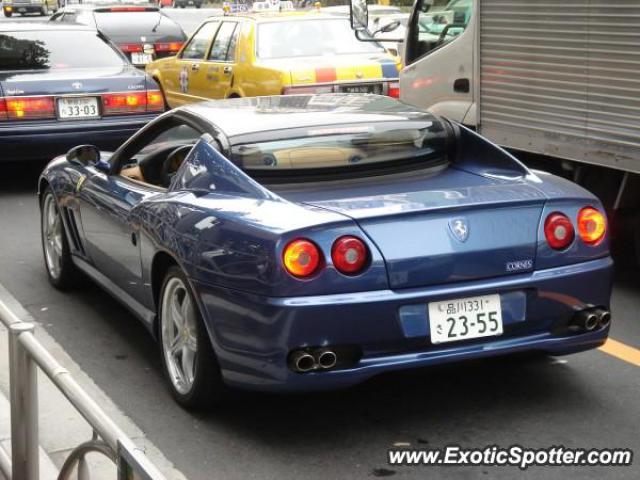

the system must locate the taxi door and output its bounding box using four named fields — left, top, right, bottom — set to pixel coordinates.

left=193, top=20, right=241, bottom=99
left=164, top=20, right=221, bottom=107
